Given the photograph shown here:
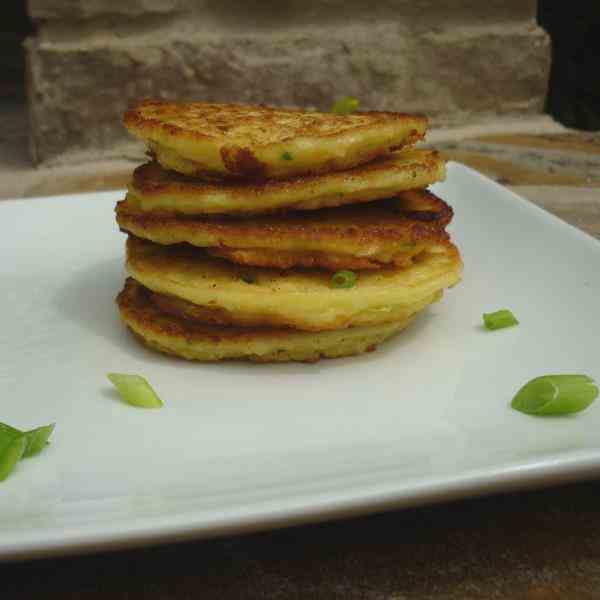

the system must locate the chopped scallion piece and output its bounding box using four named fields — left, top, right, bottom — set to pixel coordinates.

left=0, top=427, right=27, bottom=482
left=331, top=96, right=360, bottom=115
left=23, top=424, right=56, bottom=457
left=0, top=422, right=56, bottom=482
left=241, top=273, right=256, bottom=284
left=511, top=375, right=598, bottom=416
left=107, top=373, right=163, bottom=409
left=281, top=151, right=293, bottom=161
left=483, top=309, right=519, bottom=330
left=331, top=270, right=358, bottom=289
left=0, top=423, right=21, bottom=438
left=0, top=422, right=55, bottom=457
left=1, top=422, right=55, bottom=455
